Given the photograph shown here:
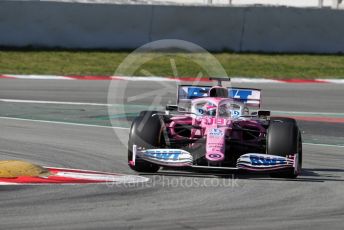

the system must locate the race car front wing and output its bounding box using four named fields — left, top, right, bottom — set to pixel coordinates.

left=131, top=145, right=296, bottom=172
